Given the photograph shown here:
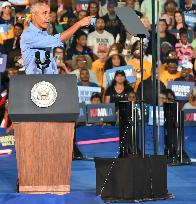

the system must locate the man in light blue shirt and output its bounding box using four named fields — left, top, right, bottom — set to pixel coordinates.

left=20, top=2, right=91, bottom=74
